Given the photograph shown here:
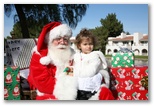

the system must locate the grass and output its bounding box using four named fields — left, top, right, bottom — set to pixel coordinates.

left=134, top=55, right=148, bottom=60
